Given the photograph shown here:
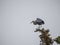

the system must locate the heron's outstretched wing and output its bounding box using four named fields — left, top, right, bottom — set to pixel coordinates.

left=36, top=18, right=45, bottom=24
